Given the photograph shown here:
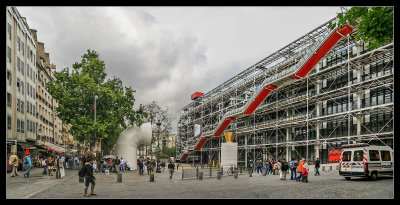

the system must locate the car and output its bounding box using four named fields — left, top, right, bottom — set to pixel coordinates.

left=339, top=143, right=393, bottom=181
